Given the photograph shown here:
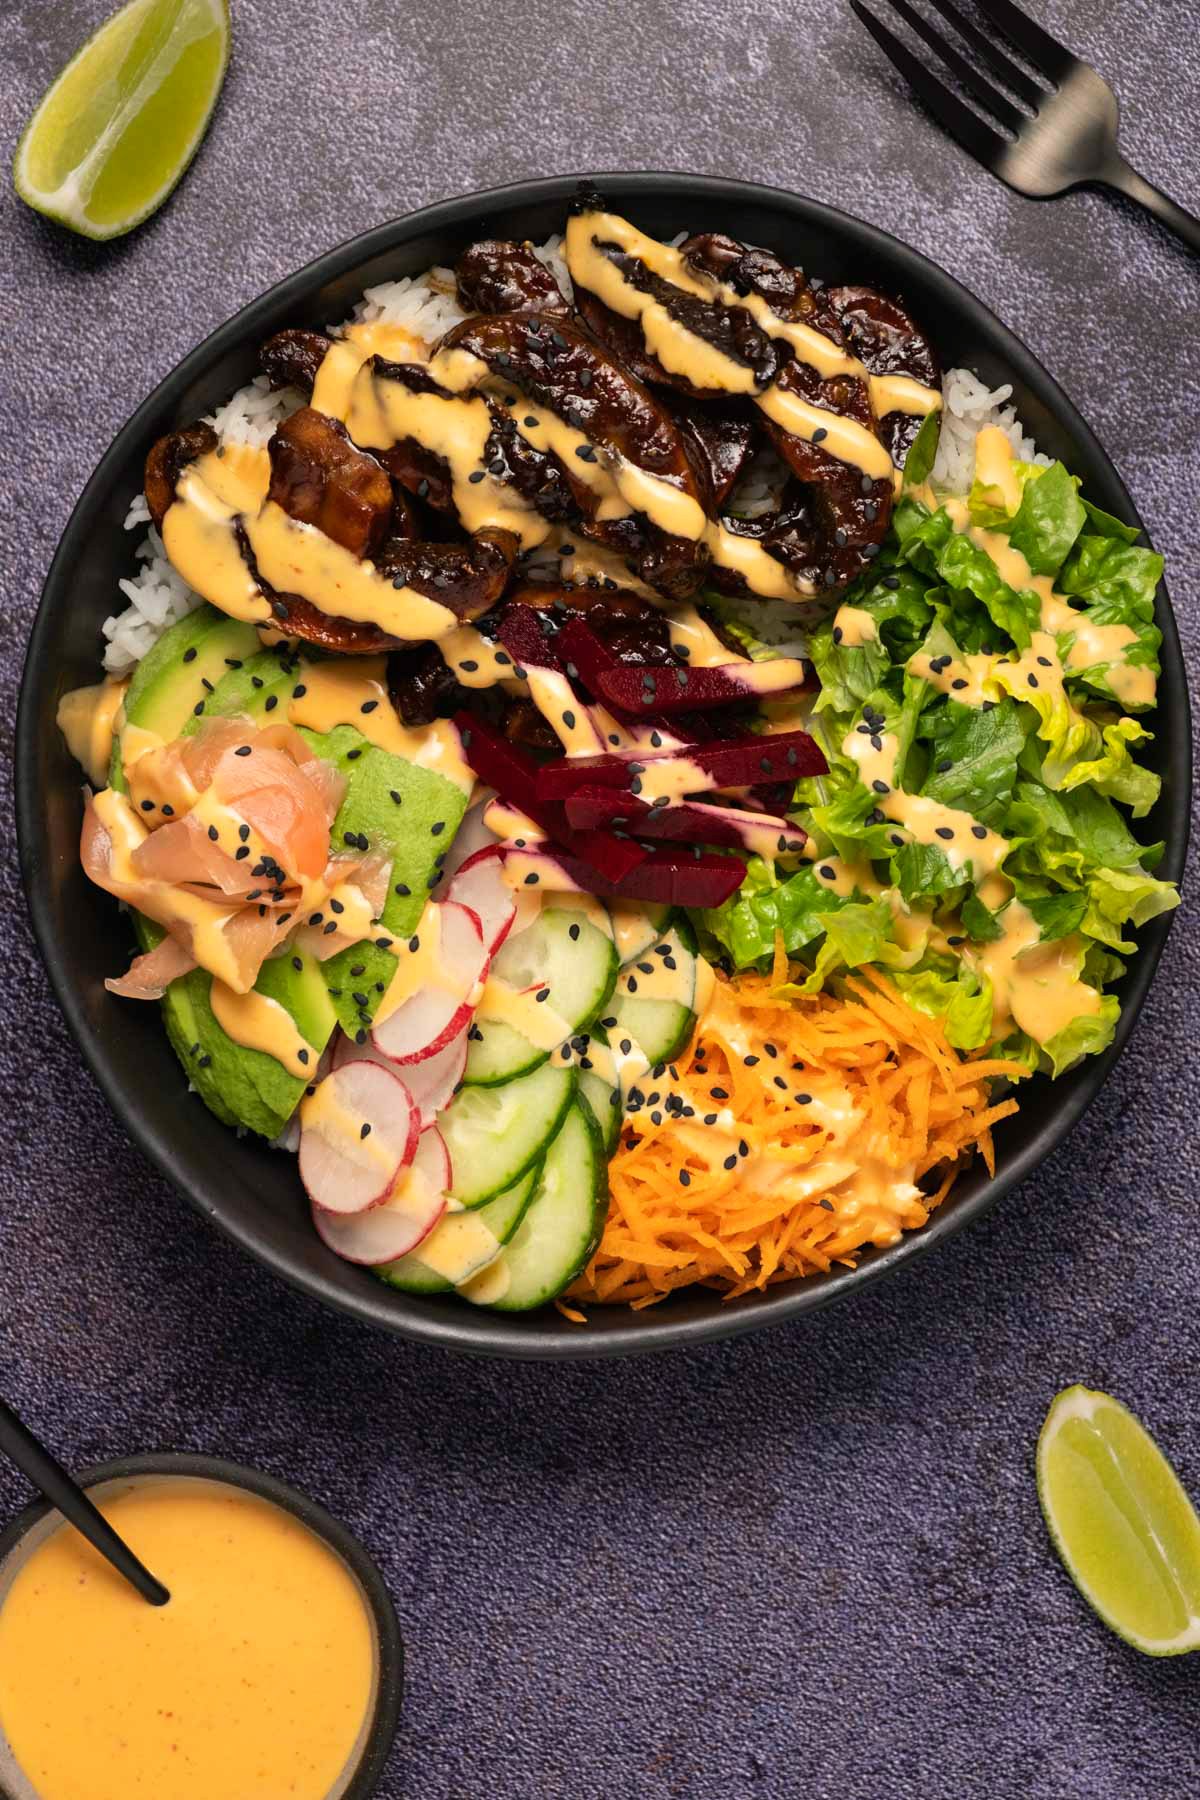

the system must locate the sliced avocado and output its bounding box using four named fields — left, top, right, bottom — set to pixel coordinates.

left=182, top=645, right=296, bottom=732
left=298, top=723, right=469, bottom=1039
left=159, top=948, right=335, bottom=1139
left=113, top=618, right=336, bottom=1139
left=111, top=604, right=260, bottom=780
